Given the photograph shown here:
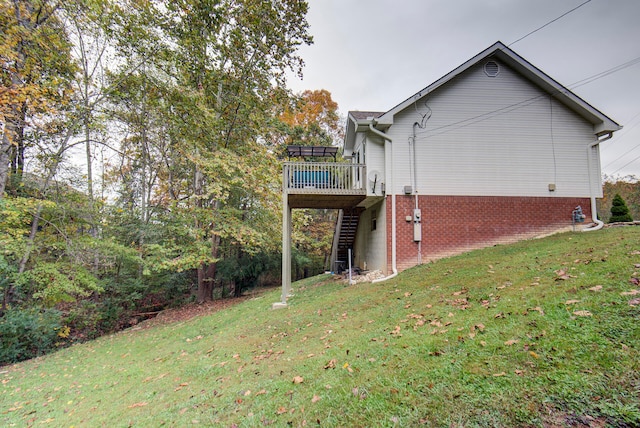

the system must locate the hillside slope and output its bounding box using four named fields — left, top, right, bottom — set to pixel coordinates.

left=2, top=228, right=639, bottom=427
